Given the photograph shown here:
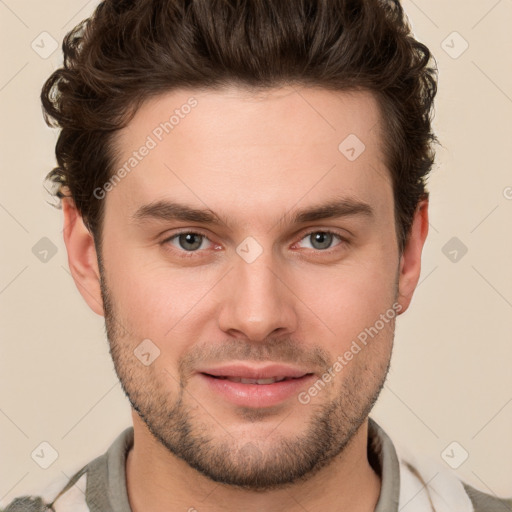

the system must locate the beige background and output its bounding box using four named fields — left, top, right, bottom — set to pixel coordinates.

left=1, top=0, right=511, bottom=505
